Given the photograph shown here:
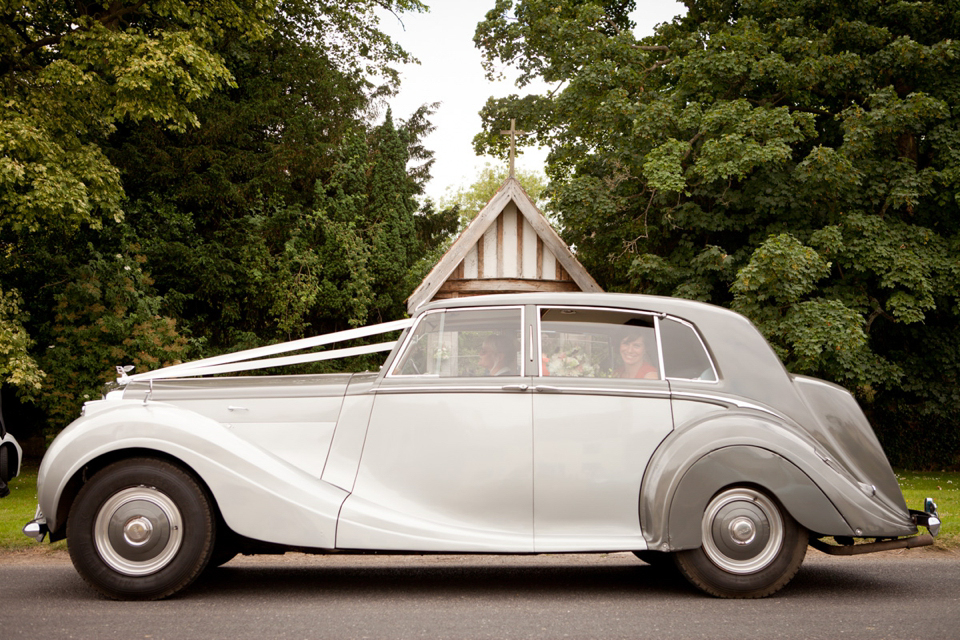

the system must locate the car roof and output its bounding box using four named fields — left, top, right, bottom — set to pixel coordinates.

left=418, top=292, right=734, bottom=321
